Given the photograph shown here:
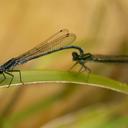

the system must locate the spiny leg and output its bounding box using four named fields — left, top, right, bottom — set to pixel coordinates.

left=9, top=70, right=24, bottom=85
left=5, top=72, right=14, bottom=88
left=0, top=73, right=6, bottom=84
left=69, top=62, right=78, bottom=71
left=80, top=63, right=91, bottom=82
left=81, top=64, right=91, bottom=73
left=78, top=66, right=83, bottom=72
